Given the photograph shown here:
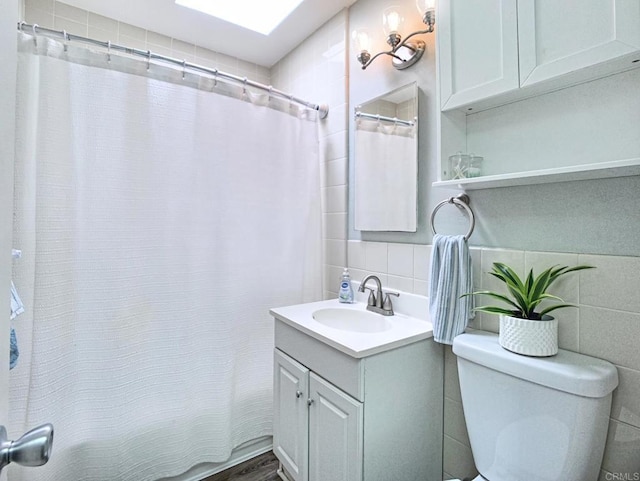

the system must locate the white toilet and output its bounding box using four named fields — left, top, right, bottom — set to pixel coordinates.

left=451, top=331, right=618, bottom=481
